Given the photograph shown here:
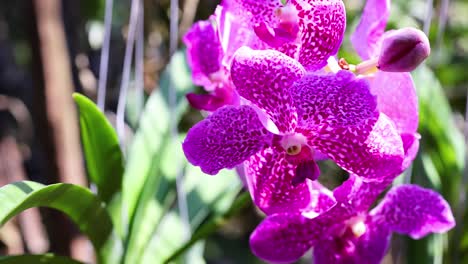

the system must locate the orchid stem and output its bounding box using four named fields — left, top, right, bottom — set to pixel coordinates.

left=355, top=58, right=378, bottom=75
left=423, top=0, right=433, bottom=35
left=134, top=2, right=144, bottom=121
left=116, top=0, right=141, bottom=148
left=97, top=0, right=113, bottom=111
left=169, top=0, right=192, bottom=261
